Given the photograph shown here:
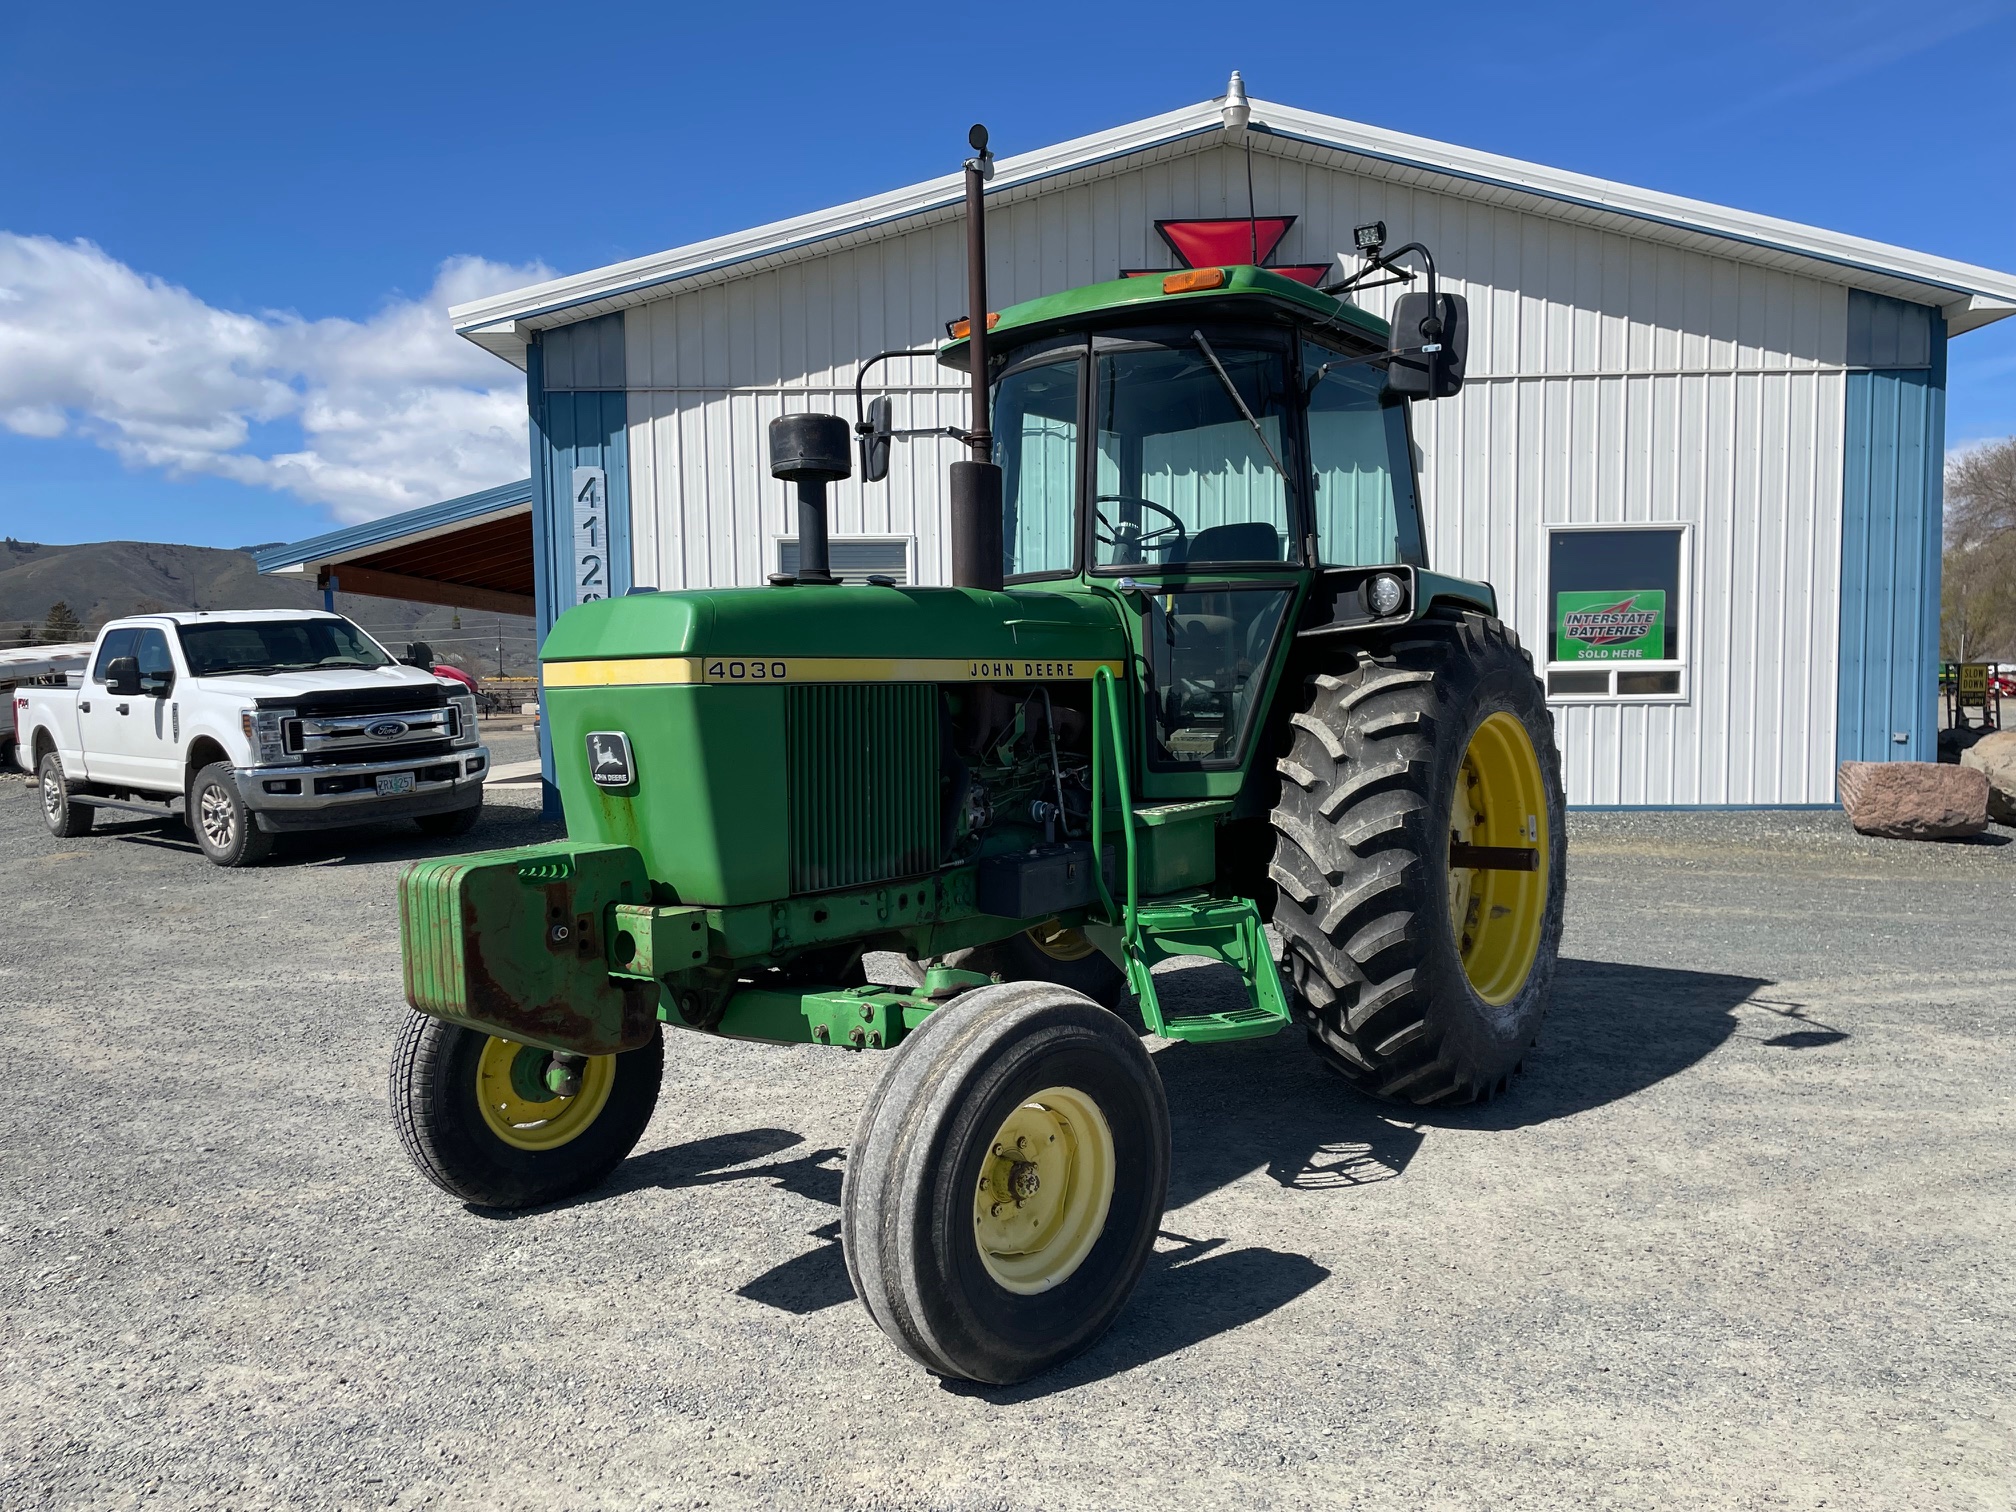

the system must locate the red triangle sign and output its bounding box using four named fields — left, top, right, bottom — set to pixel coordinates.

left=1157, top=217, right=1295, bottom=269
